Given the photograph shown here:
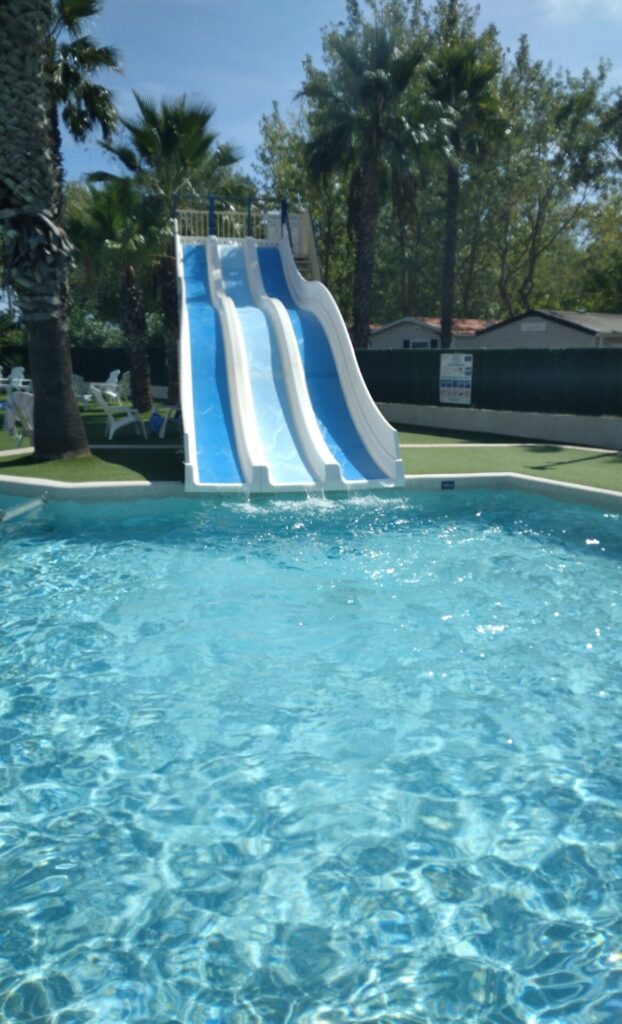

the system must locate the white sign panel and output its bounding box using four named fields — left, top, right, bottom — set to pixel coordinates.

left=439, top=353, right=473, bottom=405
